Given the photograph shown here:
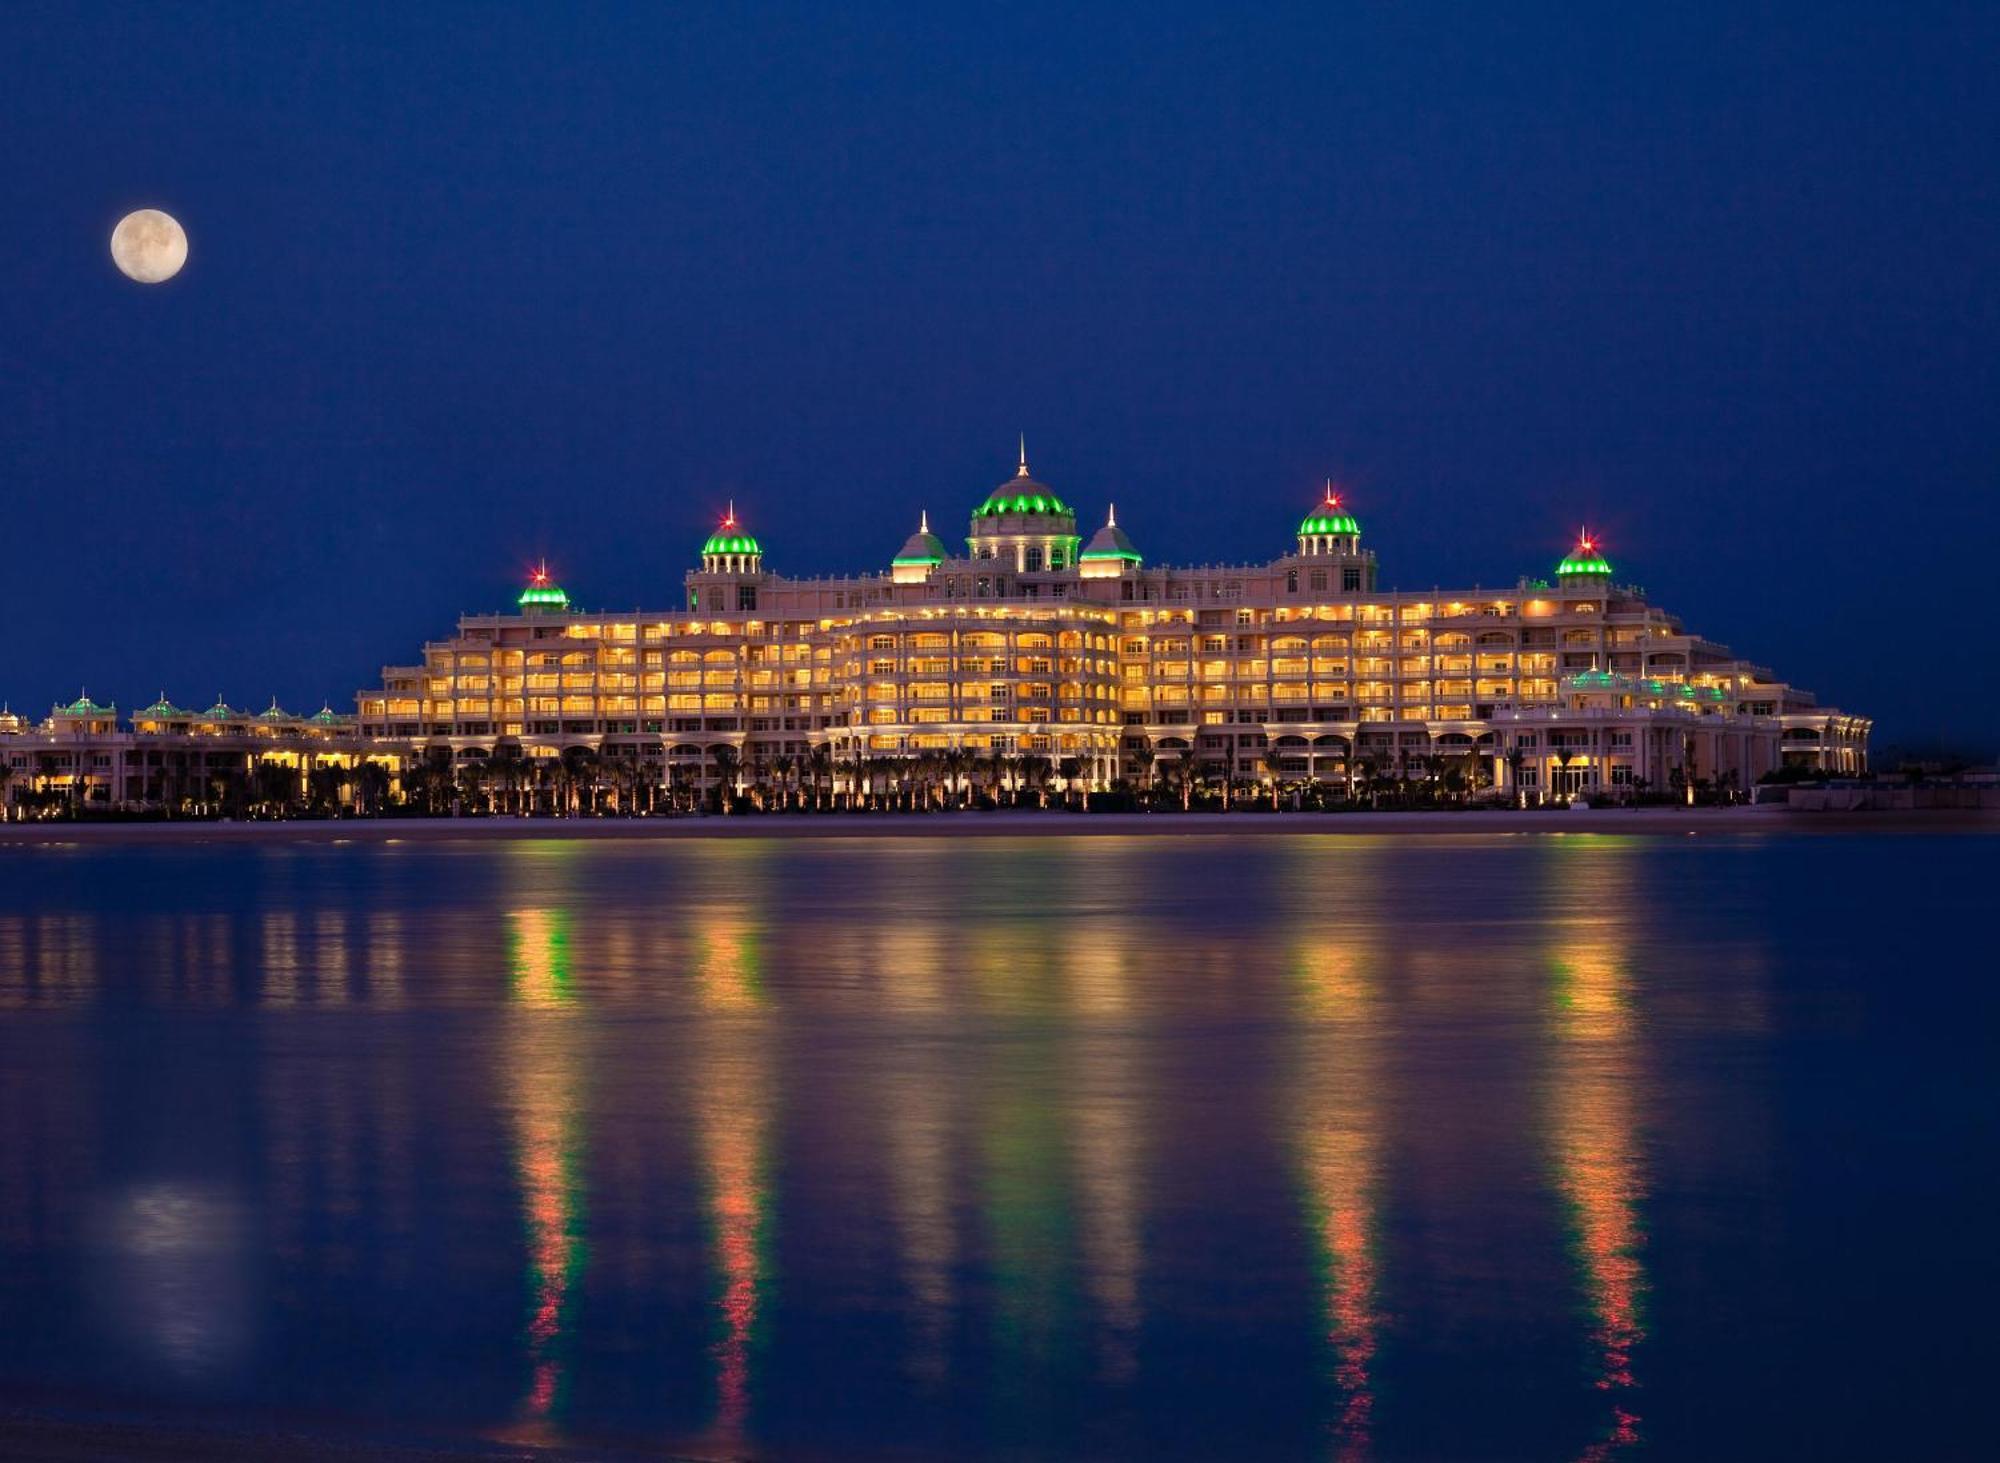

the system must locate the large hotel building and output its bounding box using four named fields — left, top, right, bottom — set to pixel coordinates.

left=3, top=449, right=1869, bottom=809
